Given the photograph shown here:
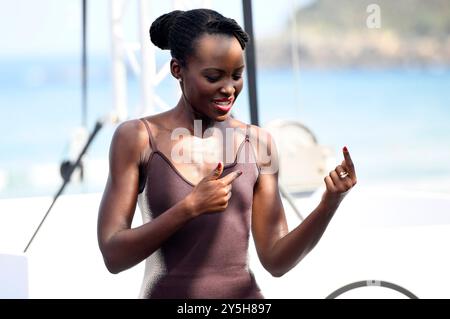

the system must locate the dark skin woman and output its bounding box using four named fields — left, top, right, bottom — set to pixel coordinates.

left=97, top=9, right=357, bottom=298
